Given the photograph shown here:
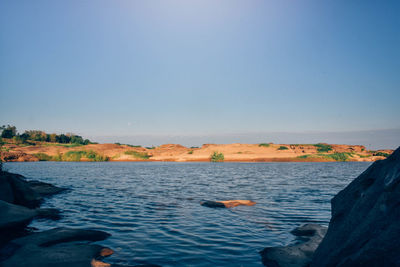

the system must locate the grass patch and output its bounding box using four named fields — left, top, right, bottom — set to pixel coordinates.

left=357, top=154, right=372, bottom=158
left=277, top=146, right=289, bottom=150
left=188, top=150, right=194, bottom=154
left=126, top=144, right=142, bottom=148
left=258, top=143, right=270, bottom=147
left=321, top=152, right=353, bottom=162
left=33, top=153, right=53, bottom=161
left=374, top=152, right=390, bottom=157
left=124, top=151, right=151, bottom=159
left=61, top=150, right=109, bottom=161
left=210, top=151, right=224, bottom=162
left=314, top=143, right=333, bottom=153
